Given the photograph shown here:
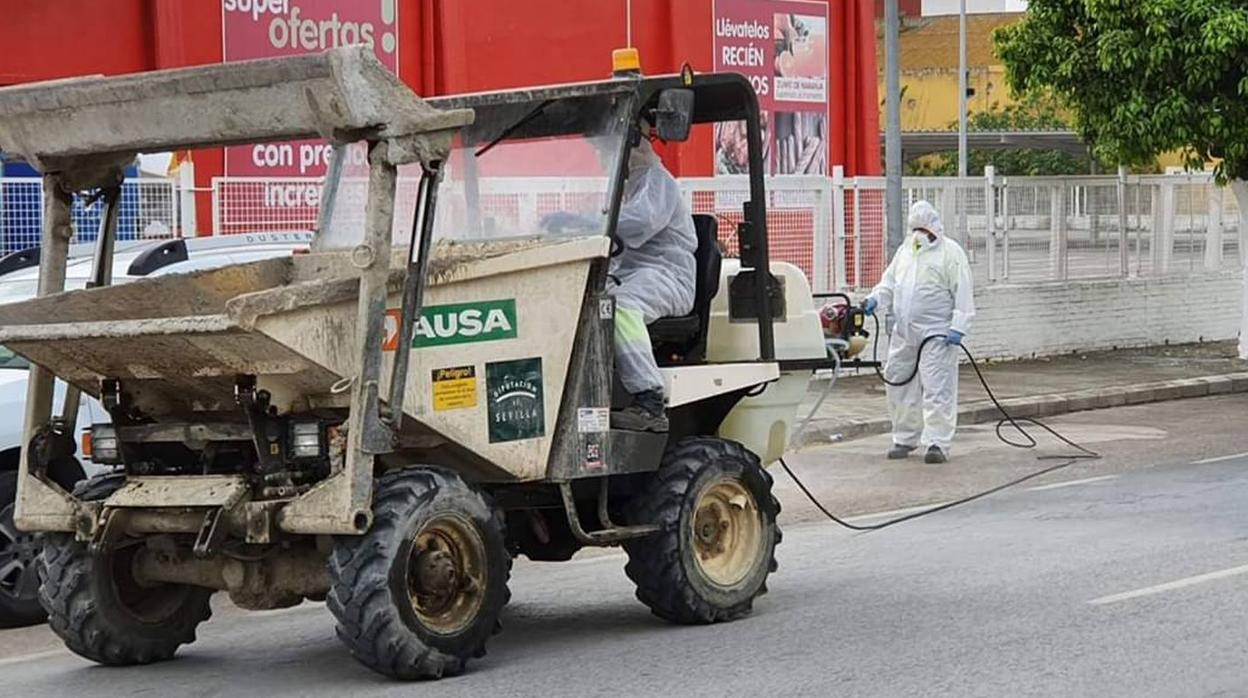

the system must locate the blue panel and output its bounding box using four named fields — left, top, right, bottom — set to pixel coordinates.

left=1, top=159, right=145, bottom=253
